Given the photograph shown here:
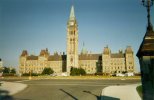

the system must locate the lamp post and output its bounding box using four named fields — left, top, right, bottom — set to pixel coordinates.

left=141, top=0, right=153, bottom=28
left=137, top=0, right=154, bottom=100
left=29, top=70, right=32, bottom=80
